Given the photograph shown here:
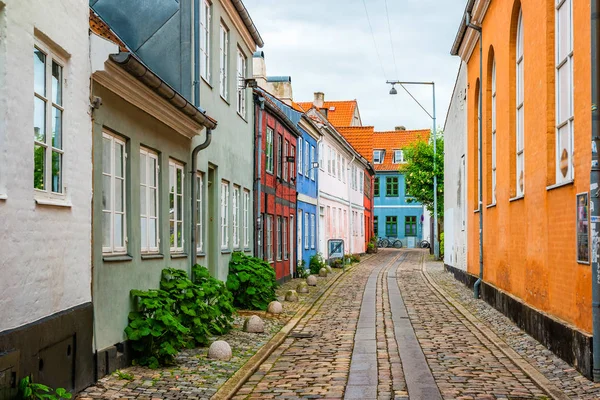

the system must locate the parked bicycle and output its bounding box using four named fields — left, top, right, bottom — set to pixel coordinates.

left=377, top=237, right=403, bottom=249
left=419, top=239, right=430, bottom=249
